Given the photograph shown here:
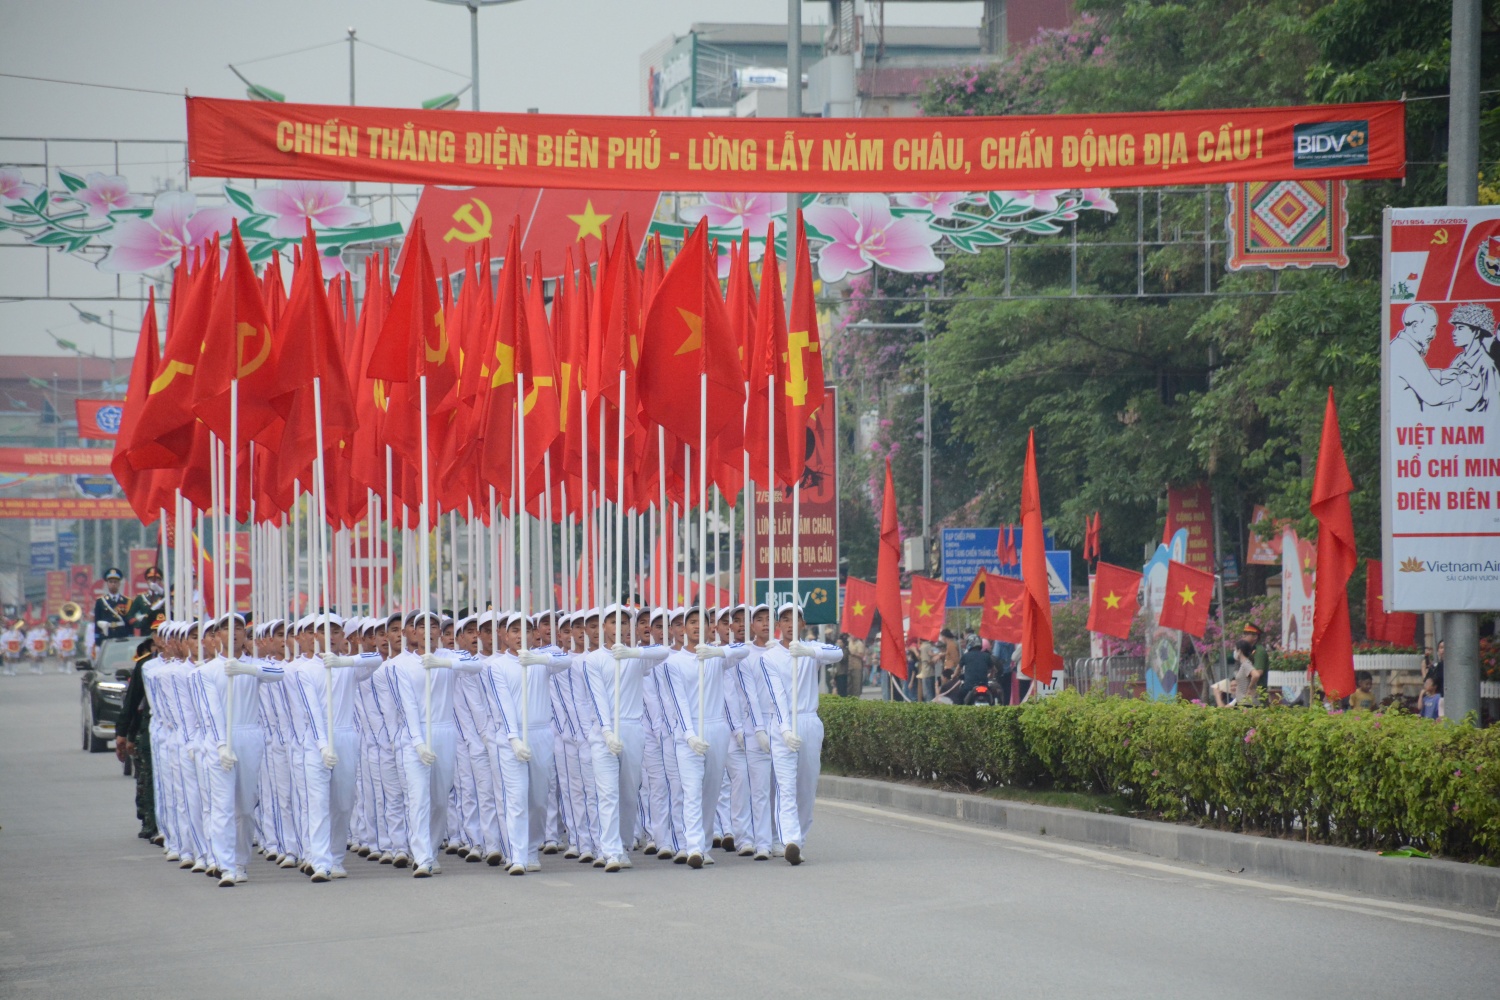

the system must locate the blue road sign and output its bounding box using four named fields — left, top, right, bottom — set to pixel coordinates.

left=940, top=526, right=1056, bottom=604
